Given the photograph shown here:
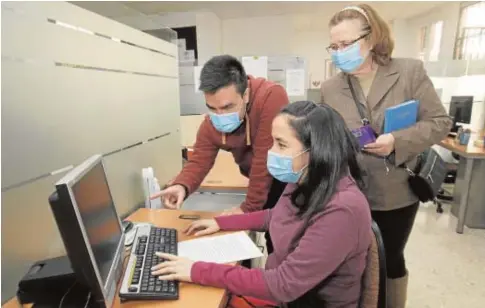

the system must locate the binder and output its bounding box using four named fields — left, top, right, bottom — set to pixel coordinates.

left=384, top=100, right=419, bottom=133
